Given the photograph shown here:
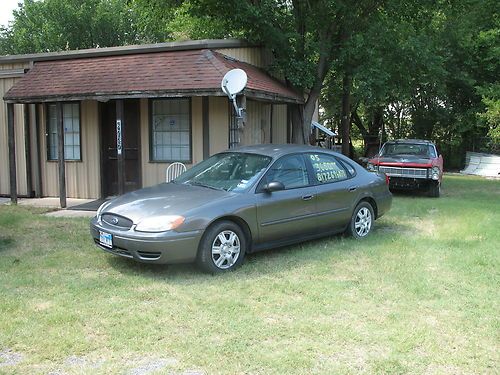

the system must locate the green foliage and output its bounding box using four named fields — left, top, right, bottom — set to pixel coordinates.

left=0, top=0, right=141, bottom=53
left=321, top=0, right=499, bottom=164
